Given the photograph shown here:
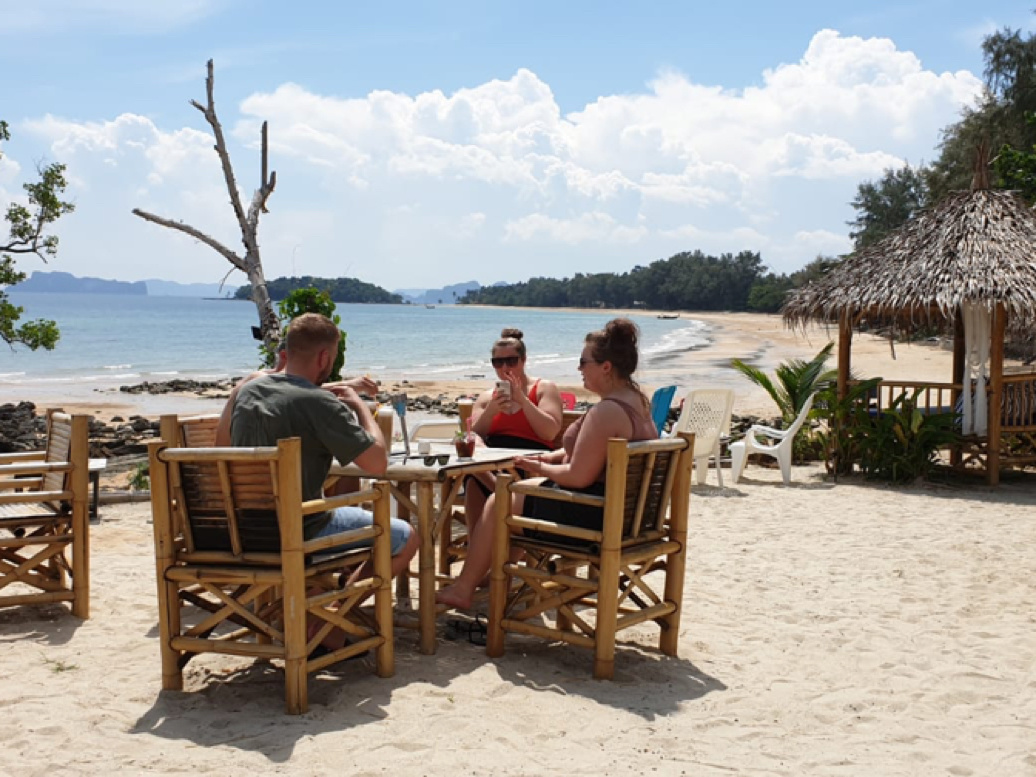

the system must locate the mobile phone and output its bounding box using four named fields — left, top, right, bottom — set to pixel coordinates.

left=495, top=380, right=511, bottom=399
